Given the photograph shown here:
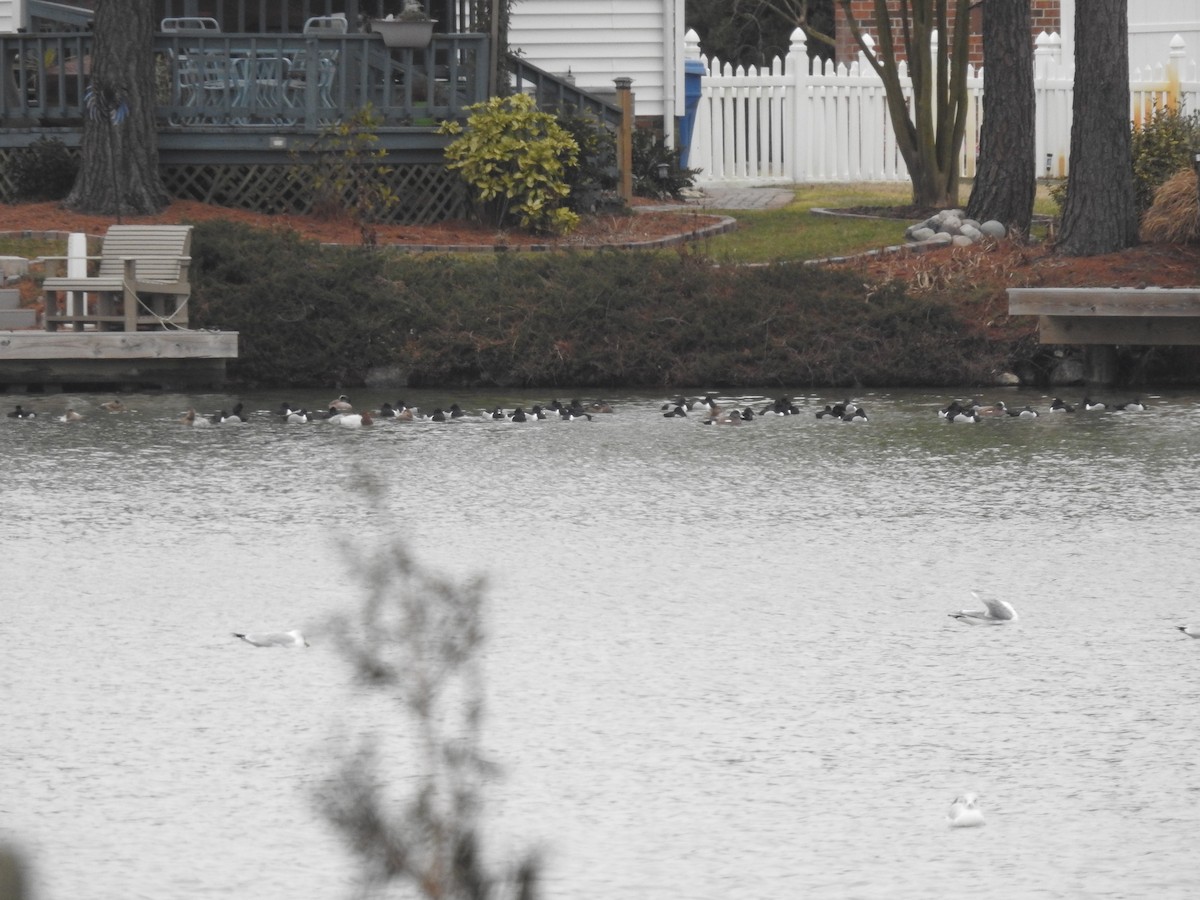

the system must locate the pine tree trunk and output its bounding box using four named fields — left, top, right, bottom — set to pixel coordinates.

left=966, top=0, right=1035, bottom=234
left=64, top=0, right=168, bottom=217
left=1057, top=0, right=1138, bottom=256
